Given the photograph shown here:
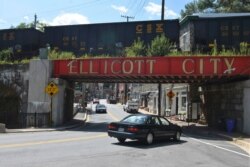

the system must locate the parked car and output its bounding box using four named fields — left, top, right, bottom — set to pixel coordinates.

left=95, top=104, right=107, bottom=113
left=108, top=114, right=182, bottom=144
